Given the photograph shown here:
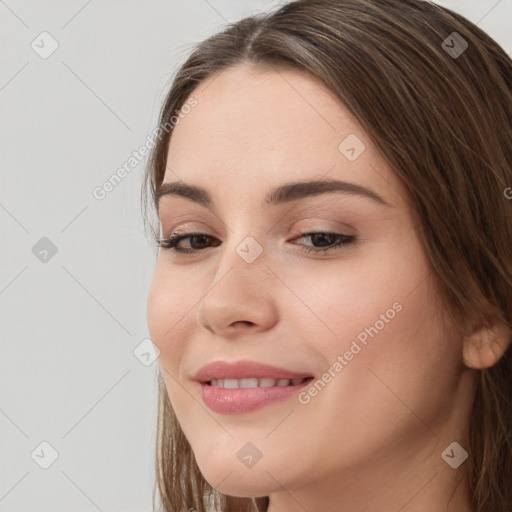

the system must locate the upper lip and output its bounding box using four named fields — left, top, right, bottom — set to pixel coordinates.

left=193, top=360, right=313, bottom=382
